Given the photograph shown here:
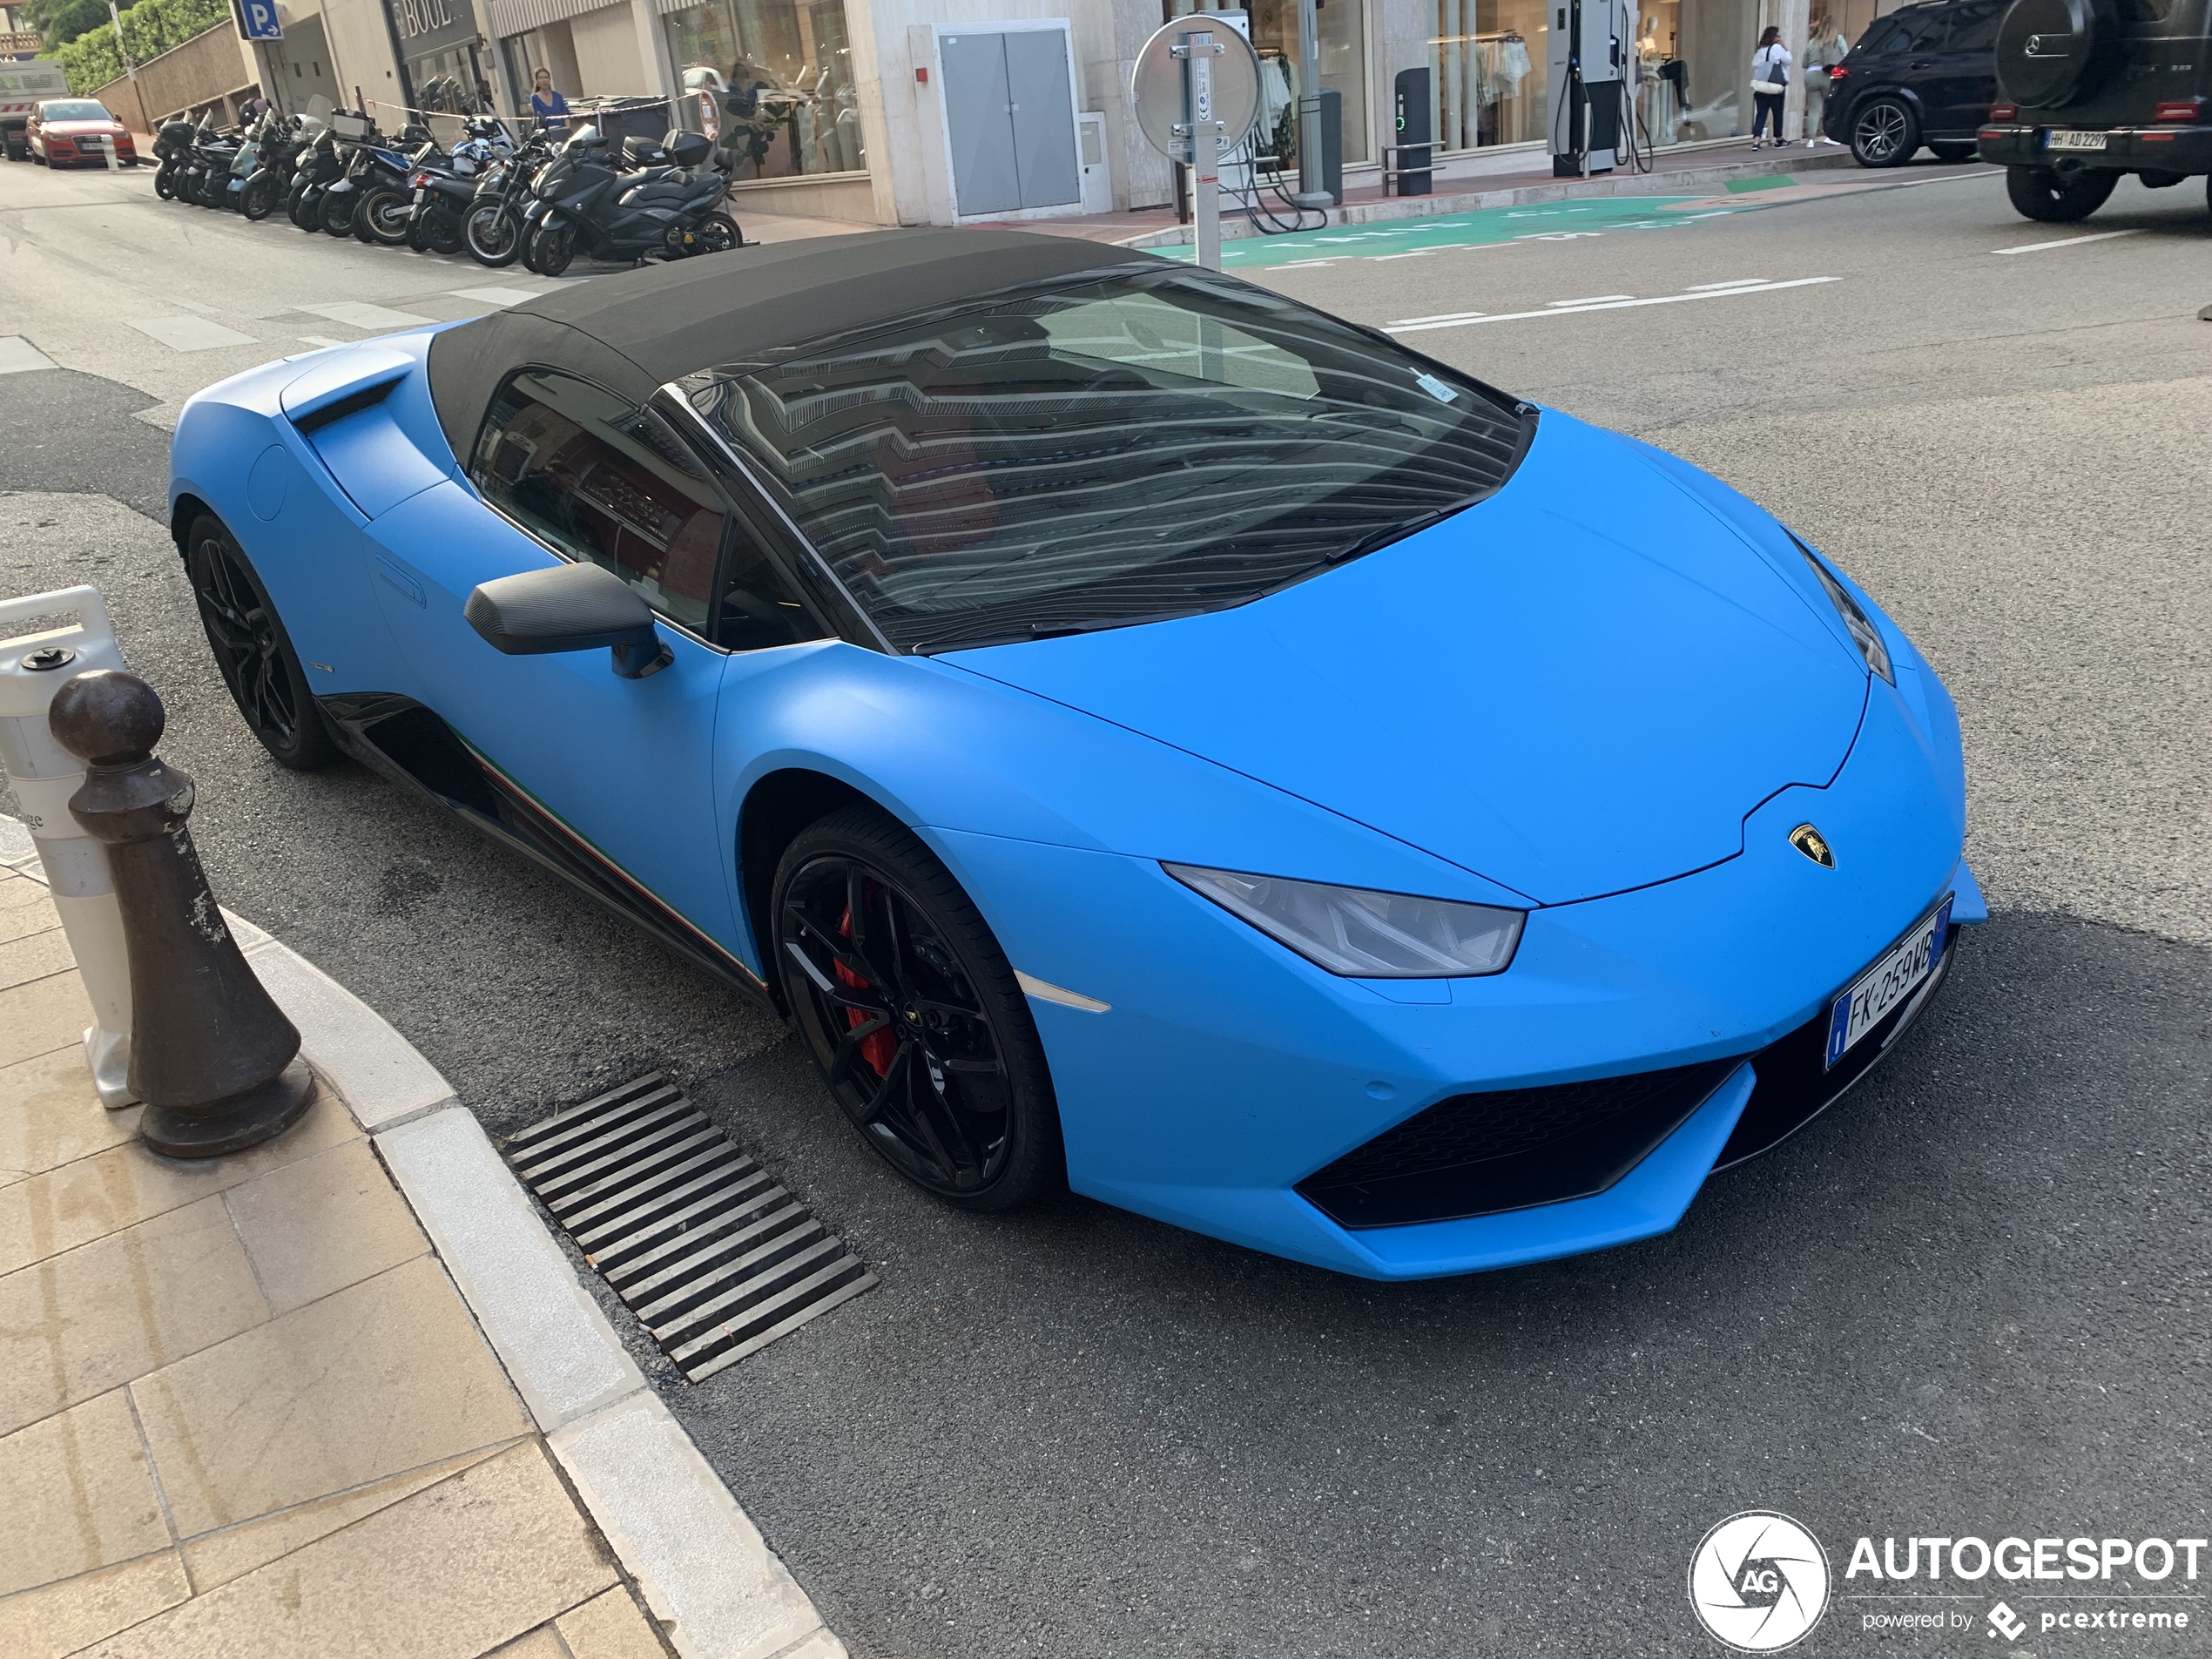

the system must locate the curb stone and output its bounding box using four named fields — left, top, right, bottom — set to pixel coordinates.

left=3, top=813, right=846, bottom=1659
